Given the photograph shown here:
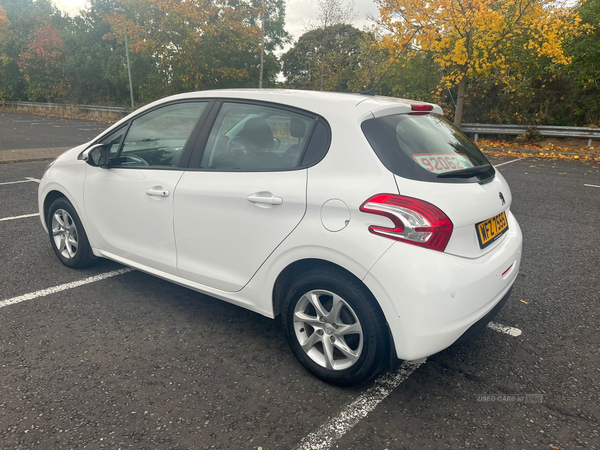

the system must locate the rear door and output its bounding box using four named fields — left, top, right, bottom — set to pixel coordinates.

left=173, top=101, right=317, bottom=292
left=362, top=112, right=511, bottom=258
